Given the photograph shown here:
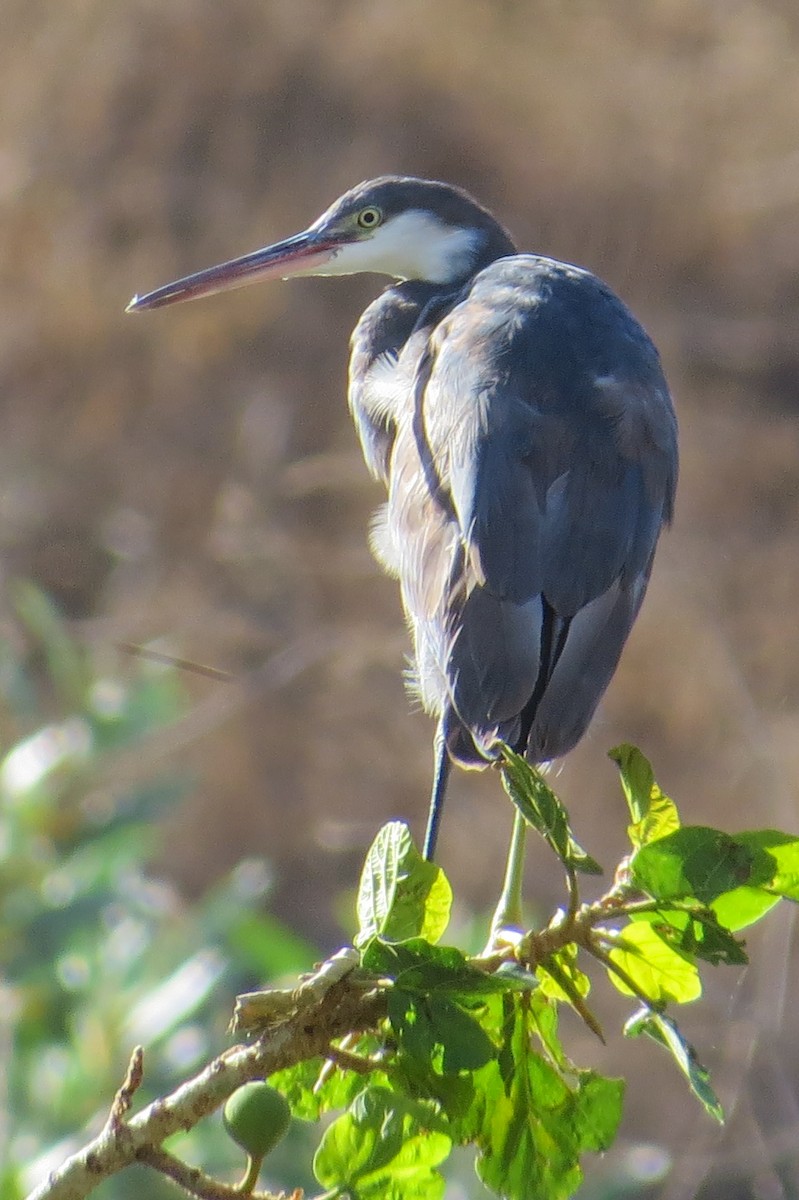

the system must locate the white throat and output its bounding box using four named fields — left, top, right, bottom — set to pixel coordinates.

left=313, top=210, right=482, bottom=284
